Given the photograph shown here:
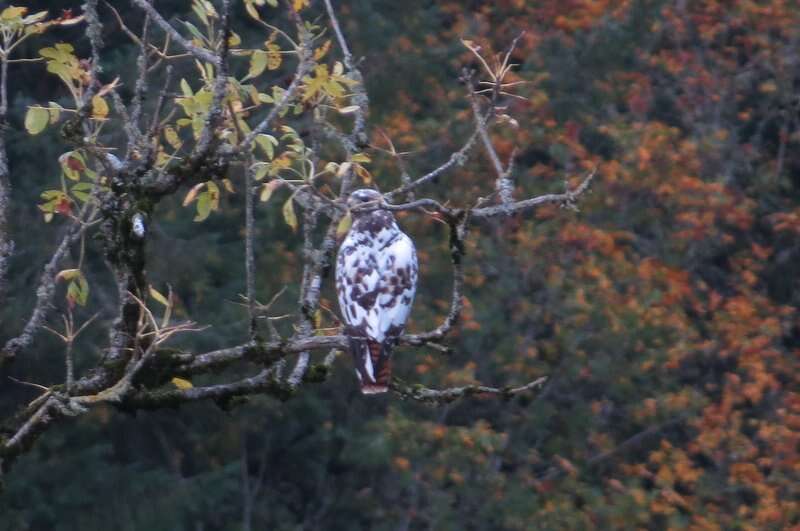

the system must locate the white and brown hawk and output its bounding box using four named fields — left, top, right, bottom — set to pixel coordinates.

left=336, top=189, right=418, bottom=394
